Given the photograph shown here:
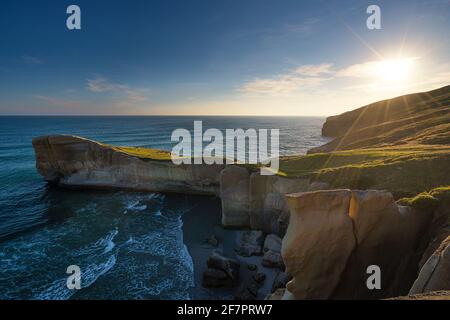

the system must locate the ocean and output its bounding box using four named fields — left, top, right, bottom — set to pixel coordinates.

left=0, top=116, right=329, bottom=299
